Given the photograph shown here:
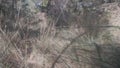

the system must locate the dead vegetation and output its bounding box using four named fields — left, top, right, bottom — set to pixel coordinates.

left=0, top=0, right=120, bottom=68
